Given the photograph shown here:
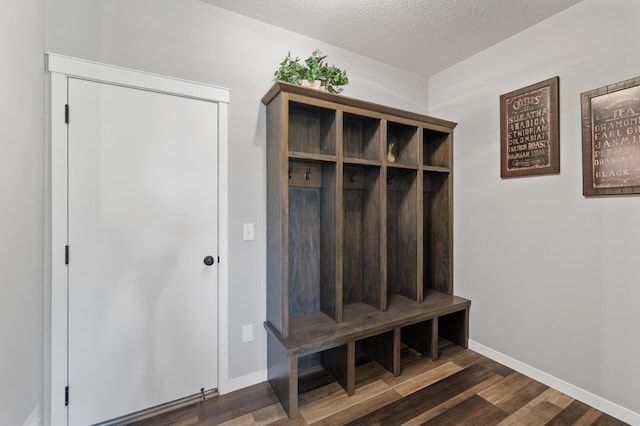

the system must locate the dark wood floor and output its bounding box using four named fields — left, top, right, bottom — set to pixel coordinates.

left=130, top=340, right=627, bottom=425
